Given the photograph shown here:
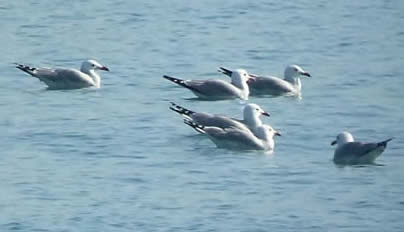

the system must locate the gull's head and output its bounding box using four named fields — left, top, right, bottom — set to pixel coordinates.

left=232, top=69, right=255, bottom=85
left=266, top=126, right=282, bottom=137
left=331, top=131, right=354, bottom=146
left=257, top=125, right=281, bottom=141
left=244, top=103, right=270, bottom=119
left=81, top=59, right=110, bottom=72
left=284, top=65, right=310, bottom=79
